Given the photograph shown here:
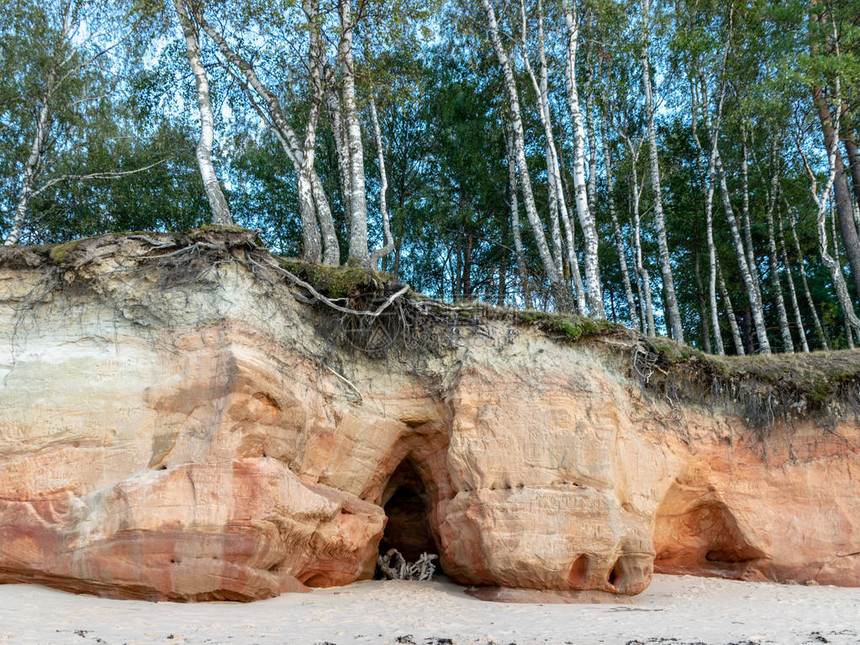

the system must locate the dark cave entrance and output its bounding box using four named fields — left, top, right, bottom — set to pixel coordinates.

left=378, top=458, right=441, bottom=571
